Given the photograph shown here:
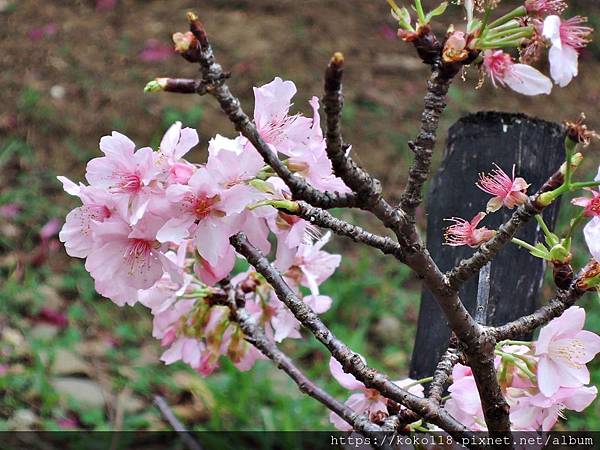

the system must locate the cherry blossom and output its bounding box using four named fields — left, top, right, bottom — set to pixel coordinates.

left=535, top=306, right=600, bottom=396
left=277, top=231, right=341, bottom=297
left=524, top=0, right=567, bottom=17
left=444, top=212, right=495, bottom=247
left=85, top=214, right=181, bottom=305
left=482, top=50, right=552, bottom=96
left=58, top=177, right=114, bottom=258
left=584, top=217, right=600, bottom=262
left=510, top=386, right=597, bottom=431
left=476, top=164, right=529, bottom=212
left=85, top=132, right=161, bottom=224
left=328, top=356, right=423, bottom=430
left=572, top=167, right=600, bottom=217
left=543, top=15, right=593, bottom=87
left=252, top=77, right=314, bottom=155
left=445, top=364, right=487, bottom=431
